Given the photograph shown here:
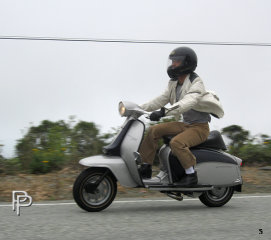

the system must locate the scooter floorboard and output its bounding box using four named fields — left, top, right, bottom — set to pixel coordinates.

left=147, top=184, right=214, bottom=192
